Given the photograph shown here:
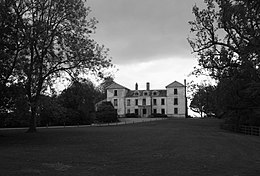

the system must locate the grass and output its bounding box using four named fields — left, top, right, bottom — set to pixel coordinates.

left=0, top=118, right=260, bottom=176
